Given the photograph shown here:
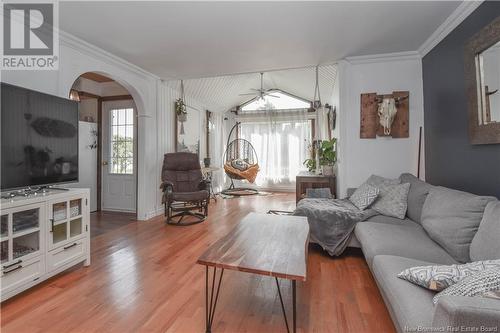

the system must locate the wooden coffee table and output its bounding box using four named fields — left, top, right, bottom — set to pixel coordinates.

left=197, top=212, right=309, bottom=333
